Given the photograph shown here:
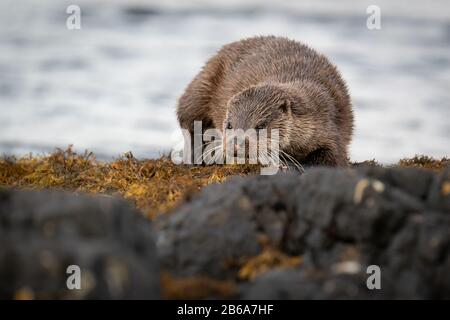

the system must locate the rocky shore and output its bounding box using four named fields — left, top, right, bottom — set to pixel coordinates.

left=0, top=149, right=449, bottom=299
